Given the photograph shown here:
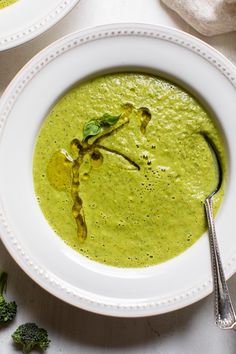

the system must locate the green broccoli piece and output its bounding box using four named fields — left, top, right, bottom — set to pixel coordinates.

left=0, top=271, right=17, bottom=323
left=12, top=322, right=50, bottom=354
